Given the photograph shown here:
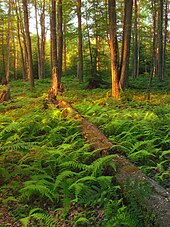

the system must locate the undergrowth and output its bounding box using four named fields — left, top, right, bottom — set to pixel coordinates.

left=0, top=77, right=169, bottom=226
